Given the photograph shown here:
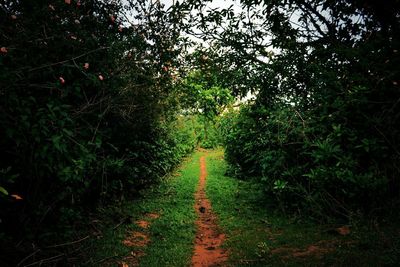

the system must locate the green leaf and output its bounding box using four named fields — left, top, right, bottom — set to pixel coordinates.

left=62, top=129, right=73, bottom=136
left=51, top=135, right=62, bottom=151
left=0, top=186, right=9, bottom=196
